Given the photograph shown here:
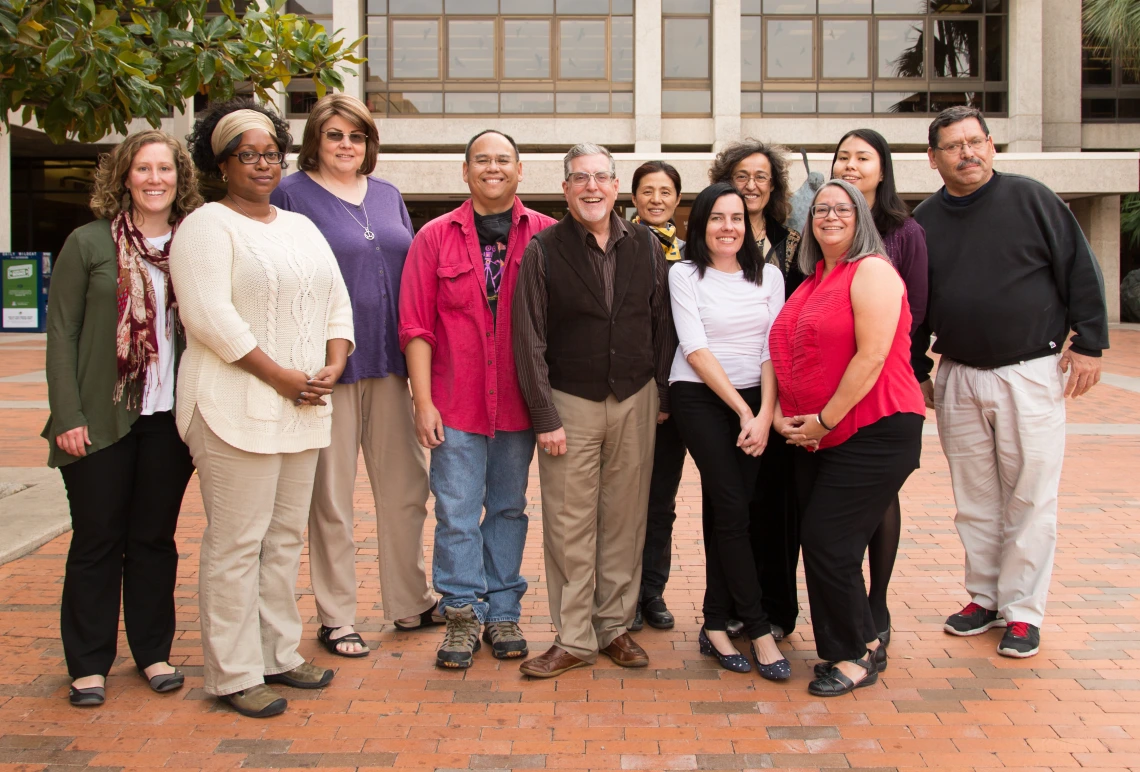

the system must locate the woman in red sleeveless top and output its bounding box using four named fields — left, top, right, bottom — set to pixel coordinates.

left=768, top=179, right=925, bottom=697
